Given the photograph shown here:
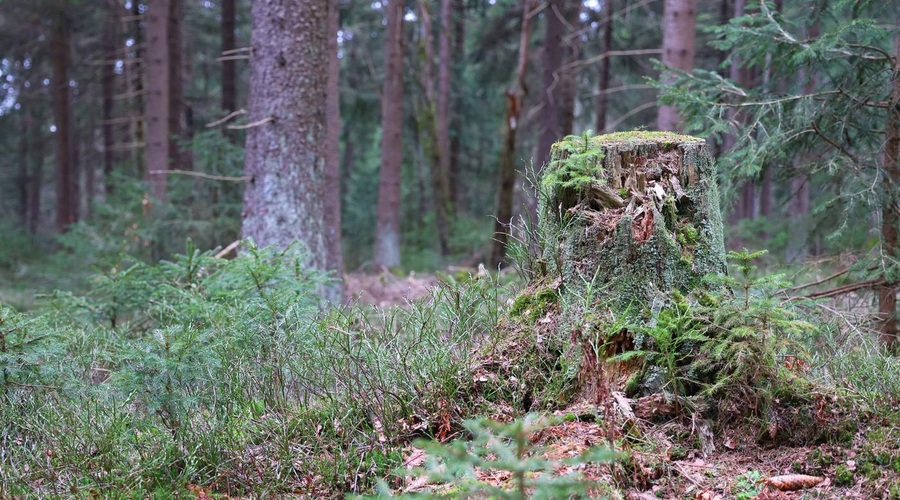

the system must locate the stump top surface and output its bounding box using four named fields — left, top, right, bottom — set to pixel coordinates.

left=554, top=131, right=704, bottom=152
